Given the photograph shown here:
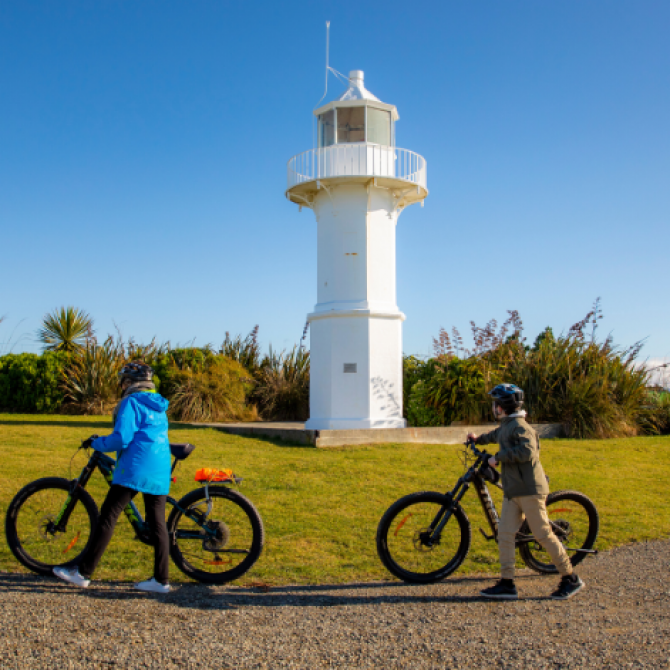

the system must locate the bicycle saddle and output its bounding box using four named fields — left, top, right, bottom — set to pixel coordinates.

left=170, top=443, right=196, bottom=460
